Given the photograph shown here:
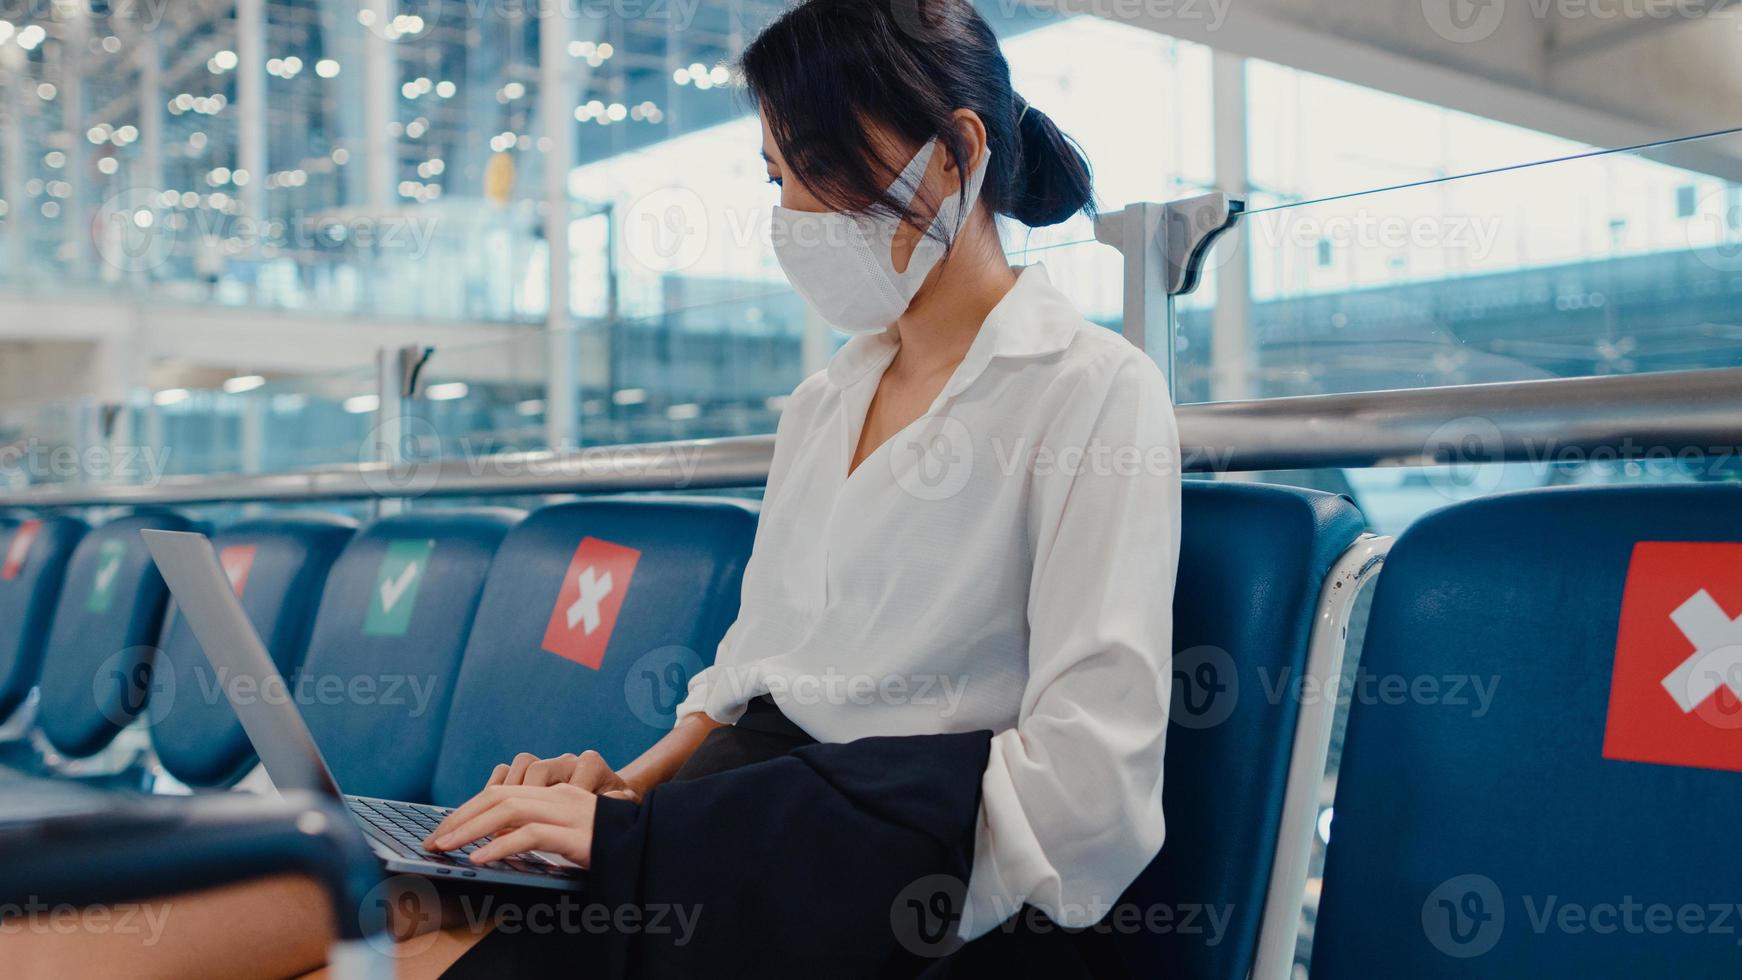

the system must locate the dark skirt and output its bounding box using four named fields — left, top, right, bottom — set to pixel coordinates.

left=670, top=695, right=817, bottom=781
left=445, top=697, right=1115, bottom=978
left=442, top=697, right=813, bottom=976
